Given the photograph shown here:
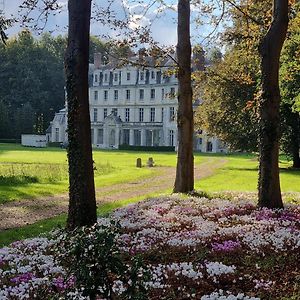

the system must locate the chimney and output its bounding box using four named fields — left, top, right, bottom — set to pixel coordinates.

left=94, top=53, right=102, bottom=69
